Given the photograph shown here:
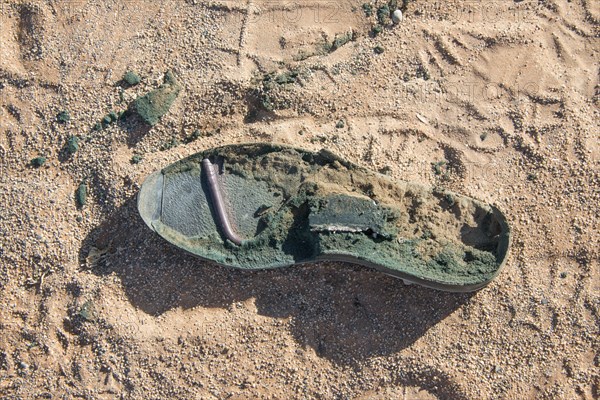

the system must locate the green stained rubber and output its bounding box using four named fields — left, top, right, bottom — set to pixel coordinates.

left=138, top=143, right=511, bottom=292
